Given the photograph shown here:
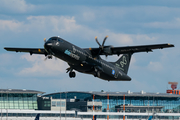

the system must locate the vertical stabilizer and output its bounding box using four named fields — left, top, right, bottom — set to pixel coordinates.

left=114, top=53, right=132, bottom=74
